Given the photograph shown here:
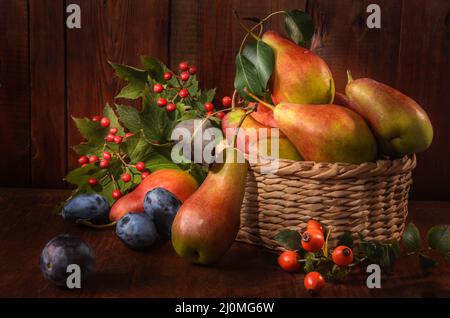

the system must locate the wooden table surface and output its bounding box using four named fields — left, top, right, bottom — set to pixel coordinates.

left=1, top=188, right=449, bottom=298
